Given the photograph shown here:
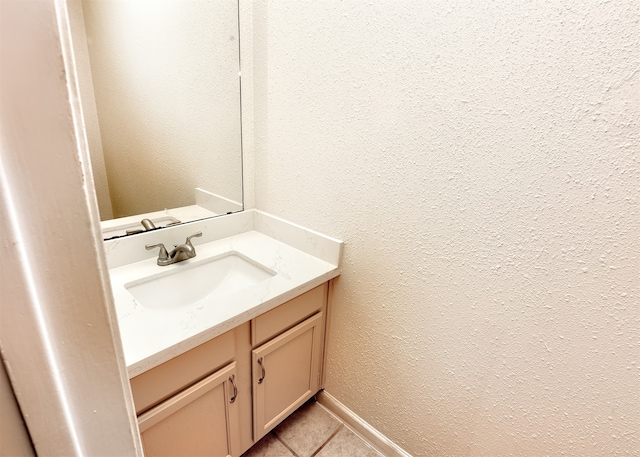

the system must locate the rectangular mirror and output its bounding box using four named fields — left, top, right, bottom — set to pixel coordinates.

left=68, top=0, right=243, bottom=240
